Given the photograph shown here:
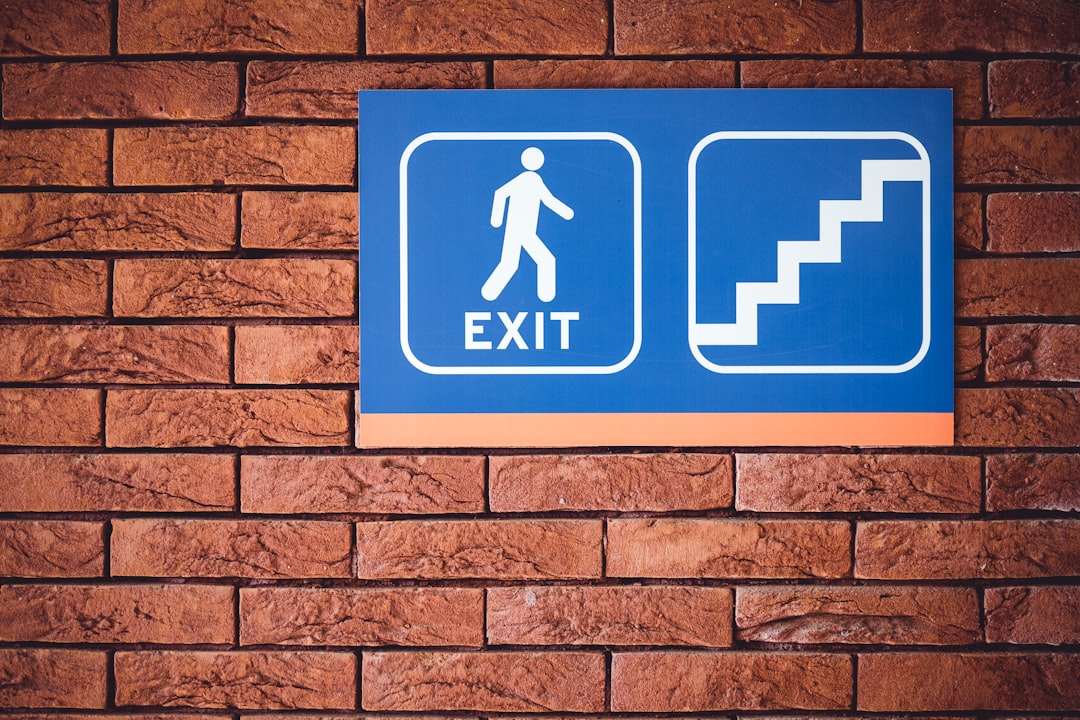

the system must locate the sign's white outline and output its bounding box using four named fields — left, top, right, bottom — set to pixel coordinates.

left=399, top=131, right=643, bottom=375
left=687, top=130, right=933, bottom=374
